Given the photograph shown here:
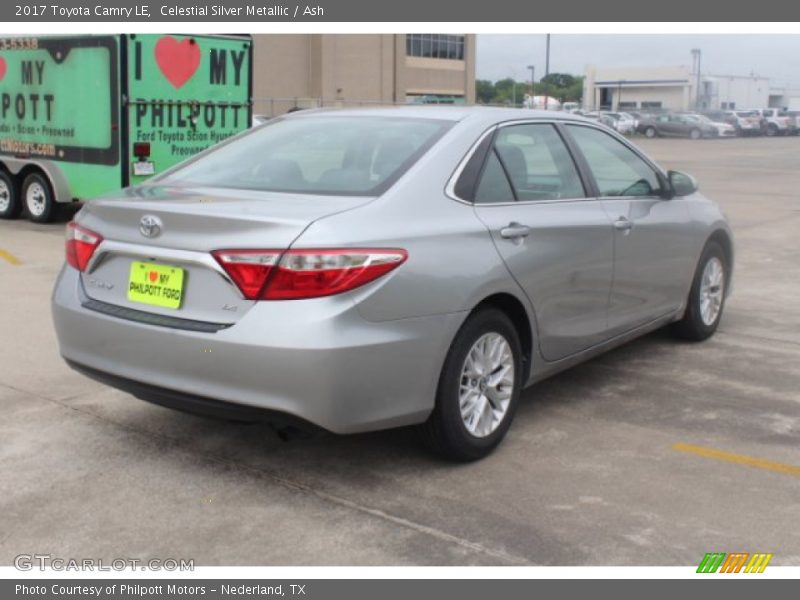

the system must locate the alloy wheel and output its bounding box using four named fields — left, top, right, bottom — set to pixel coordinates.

left=699, top=256, right=724, bottom=326
left=459, top=332, right=515, bottom=438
